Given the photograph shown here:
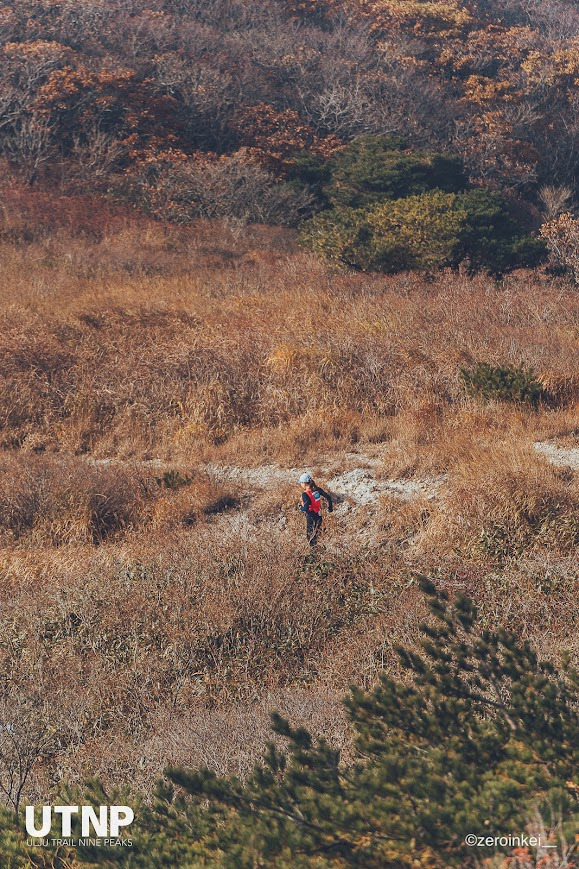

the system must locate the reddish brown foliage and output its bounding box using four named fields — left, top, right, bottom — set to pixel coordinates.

left=230, top=102, right=342, bottom=168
